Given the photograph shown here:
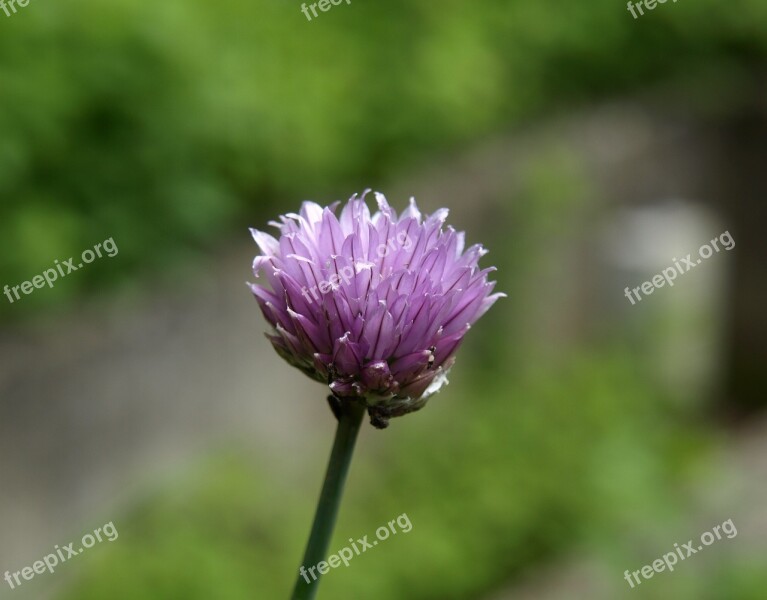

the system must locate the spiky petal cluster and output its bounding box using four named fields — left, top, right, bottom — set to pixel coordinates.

left=250, top=191, right=503, bottom=428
